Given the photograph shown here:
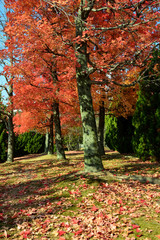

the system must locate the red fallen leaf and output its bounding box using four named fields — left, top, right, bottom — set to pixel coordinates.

left=20, top=230, right=31, bottom=239
left=4, top=230, right=10, bottom=238
left=58, top=230, right=66, bottom=236
left=72, top=218, right=79, bottom=224
left=120, top=206, right=124, bottom=212
left=74, top=228, right=83, bottom=236
left=132, top=224, right=140, bottom=229
left=57, top=201, right=62, bottom=205
left=27, top=199, right=33, bottom=204
left=136, top=228, right=141, bottom=232
left=100, top=182, right=108, bottom=188
left=44, top=219, right=51, bottom=224
left=108, top=199, right=113, bottom=205
left=137, top=234, right=143, bottom=237
left=47, top=209, right=52, bottom=213
left=12, top=212, right=19, bottom=218
left=0, top=213, right=4, bottom=221
left=91, top=205, right=99, bottom=212
left=87, top=233, right=94, bottom=238
left=119, top=200, right=123, bottom=204
left=156, top=235, right=160, bottom=239
left=80, top=175, right=86, bottom=180
left=60, top=222, right=66, bottom=227
left=155, top=209, right=160, bottom=213
left=58, top=237, right=66, bottom=240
